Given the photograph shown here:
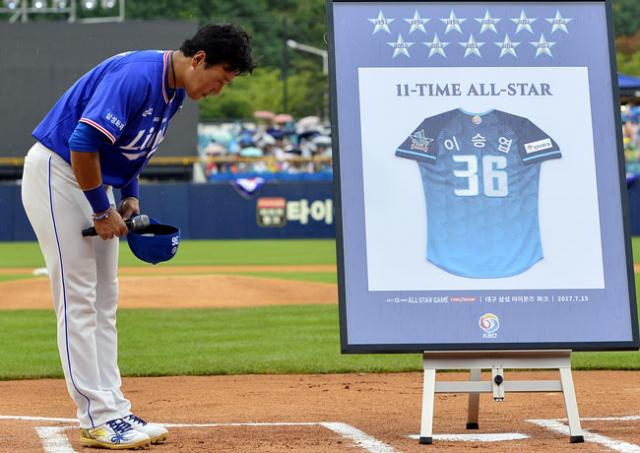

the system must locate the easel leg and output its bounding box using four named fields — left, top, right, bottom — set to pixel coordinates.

left=419, top=368, right=436, bottom=444
left=559, top=367, right=584, bottom=443
left=467, top=368, right=481, bottom=429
